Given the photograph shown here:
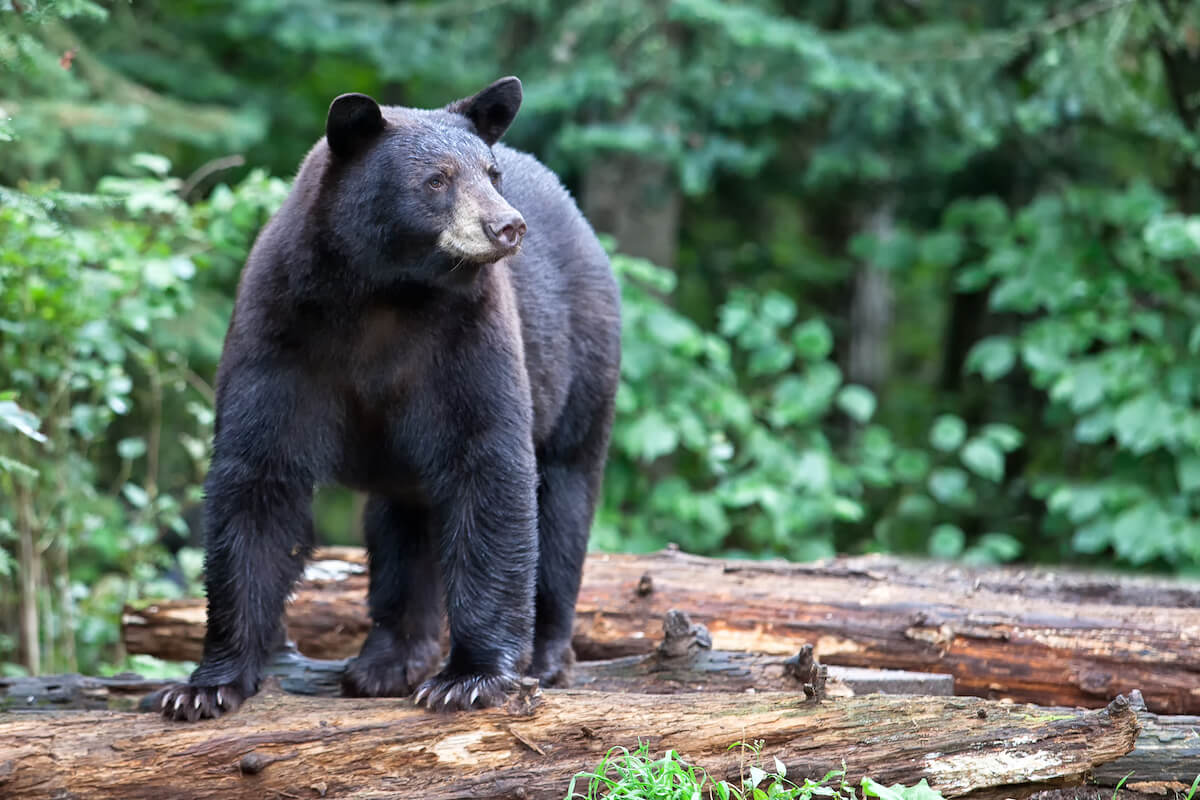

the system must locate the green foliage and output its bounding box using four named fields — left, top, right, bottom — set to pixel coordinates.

left=564, top=741, right=947, bottom=800
left=899, top=183, right=1200, bottom=572
left=0, top=159, right=286, bottom=674
left=7, top=0, right=1200, bottom=675
left=599, top=252, right=892, bottom=560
